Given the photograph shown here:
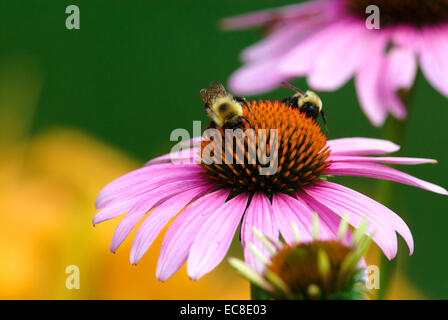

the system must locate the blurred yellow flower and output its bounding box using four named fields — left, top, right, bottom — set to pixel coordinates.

left=0, top=128, right=249, bottom=299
